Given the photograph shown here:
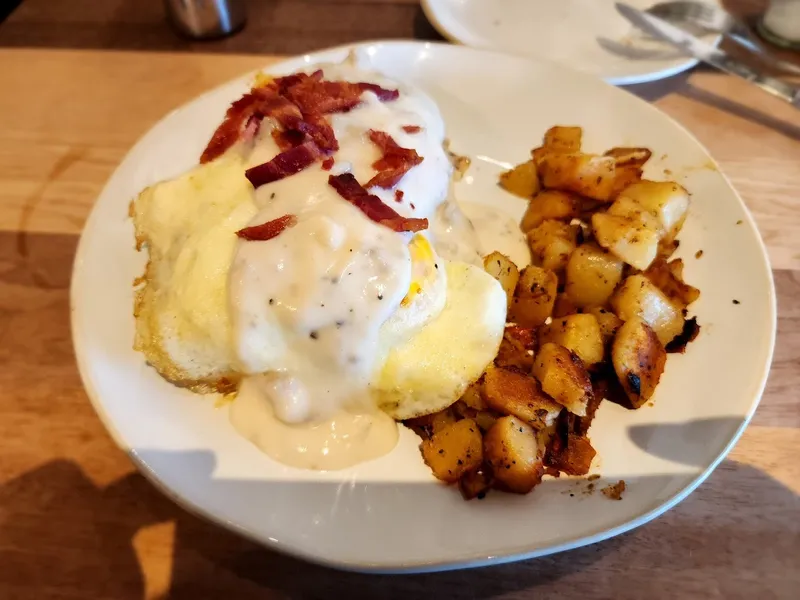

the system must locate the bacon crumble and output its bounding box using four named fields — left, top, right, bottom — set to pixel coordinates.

left=402, top=125, right=422, bottom=134
left=394, top=190, right=404, bottom=203
left=236, top=214, right=298, bottom=241
left=245, top=141, right=323, bottom=188
left=321, top=158, right=335, bottom=171
left=366, top=129, right=424, bottom=189
left=328, top=173, right=427, bottom=232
